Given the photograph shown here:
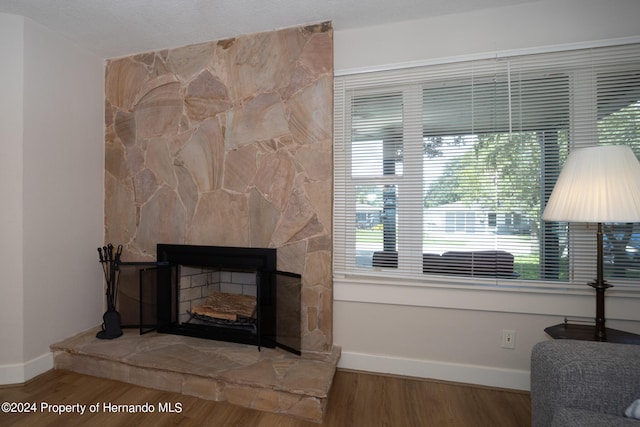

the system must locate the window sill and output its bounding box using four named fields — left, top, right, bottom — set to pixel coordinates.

left=333, top=273, right=640, bottom=321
